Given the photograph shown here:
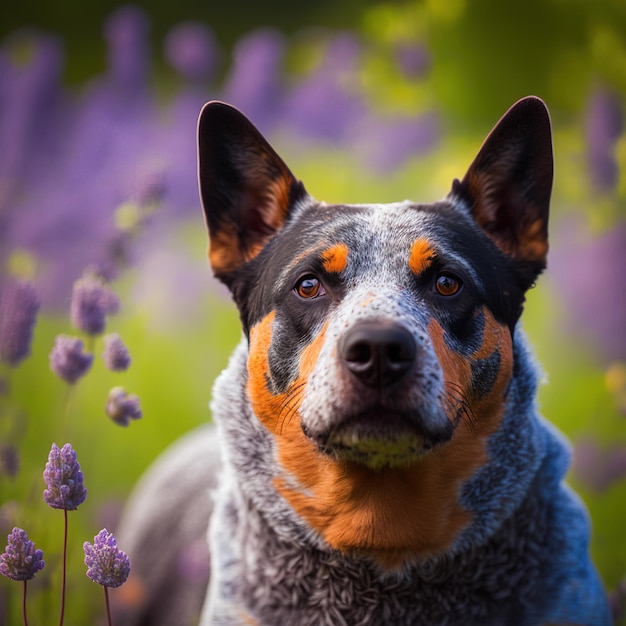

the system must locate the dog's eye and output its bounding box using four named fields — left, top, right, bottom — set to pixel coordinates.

left=435, top=273, right=462, bottom=296
left=294, top=275, right=326, bottom=299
